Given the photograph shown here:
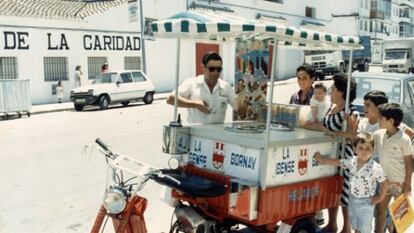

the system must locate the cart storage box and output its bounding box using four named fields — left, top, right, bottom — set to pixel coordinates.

left=186, top=124, right=339, bottom=187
